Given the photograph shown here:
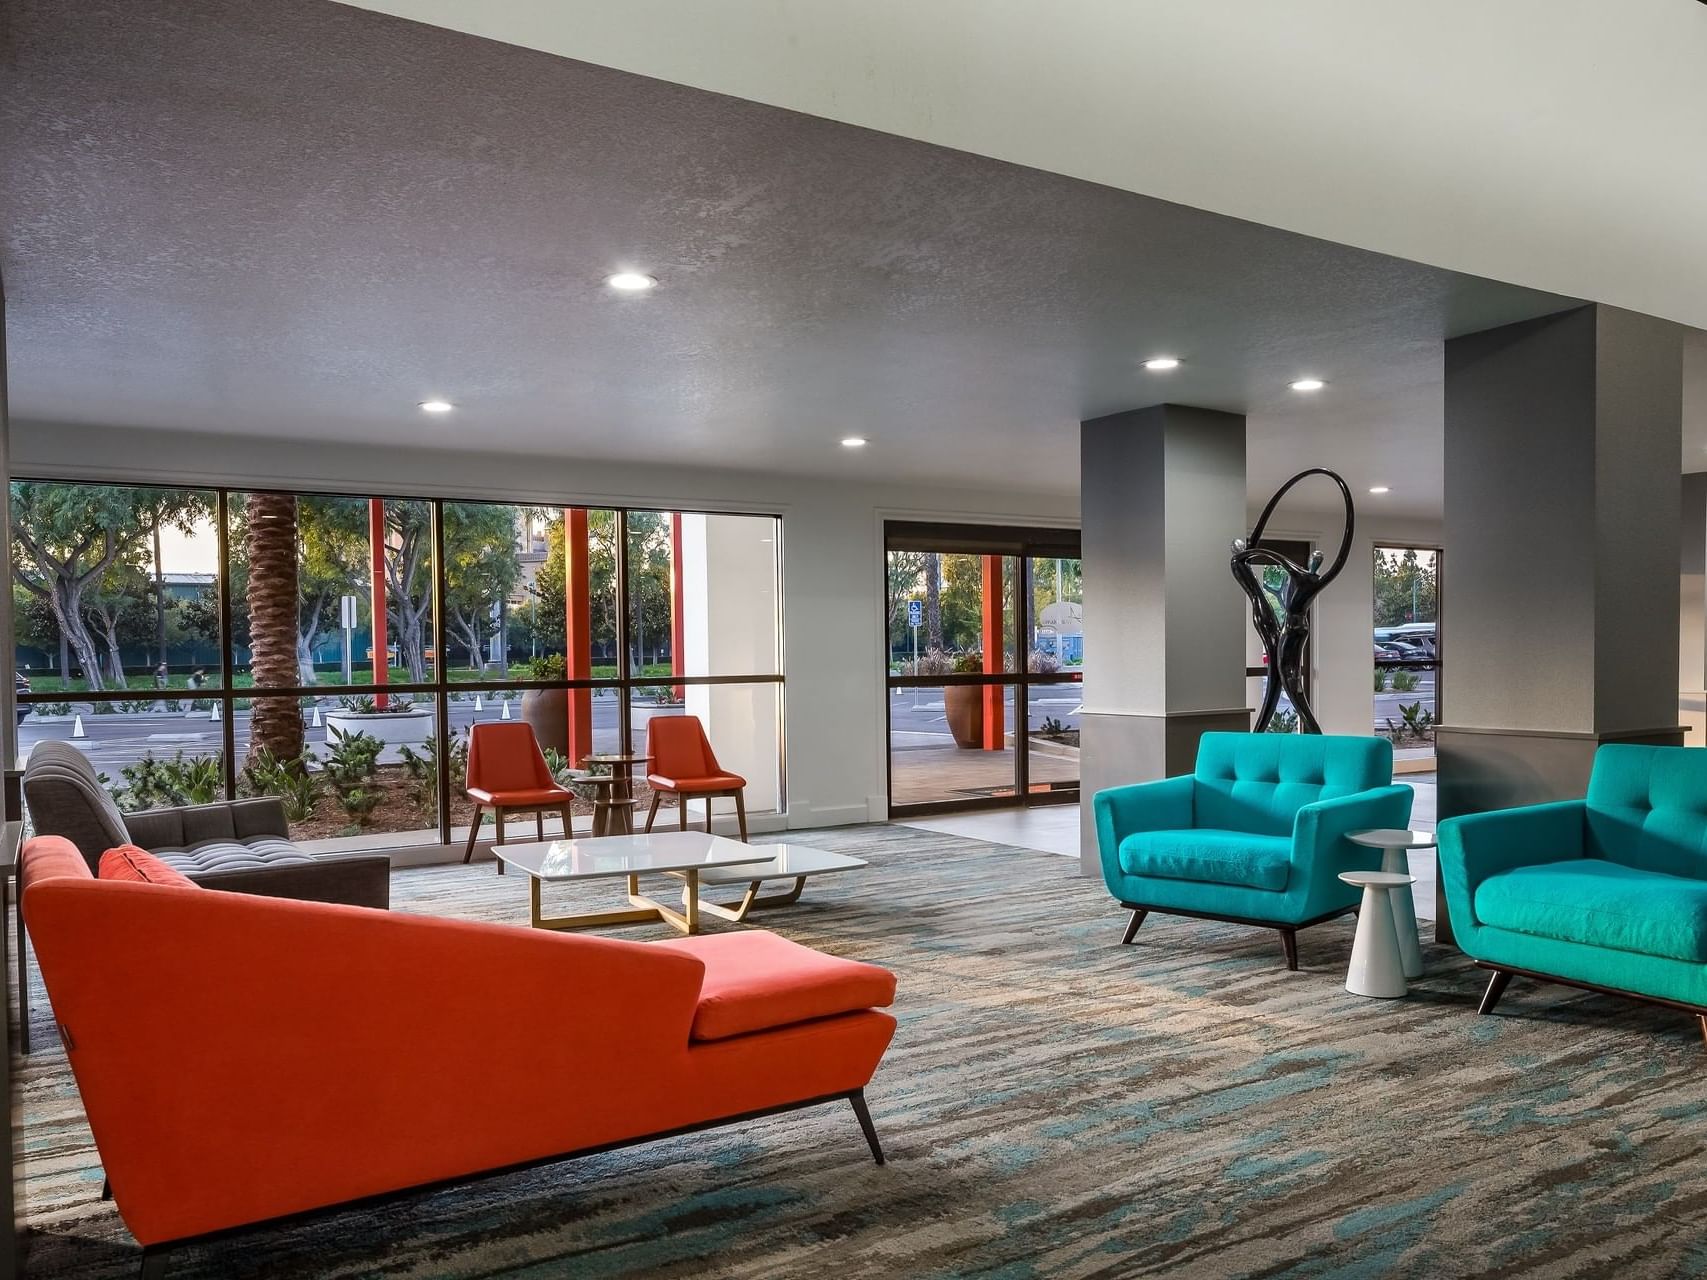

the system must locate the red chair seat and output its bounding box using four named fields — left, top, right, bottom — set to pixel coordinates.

left=467, top=785, right=572, bottom=807
left=648, top=771, right=746, bottom=793
left=657, top=931, right=896, bottom=1041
